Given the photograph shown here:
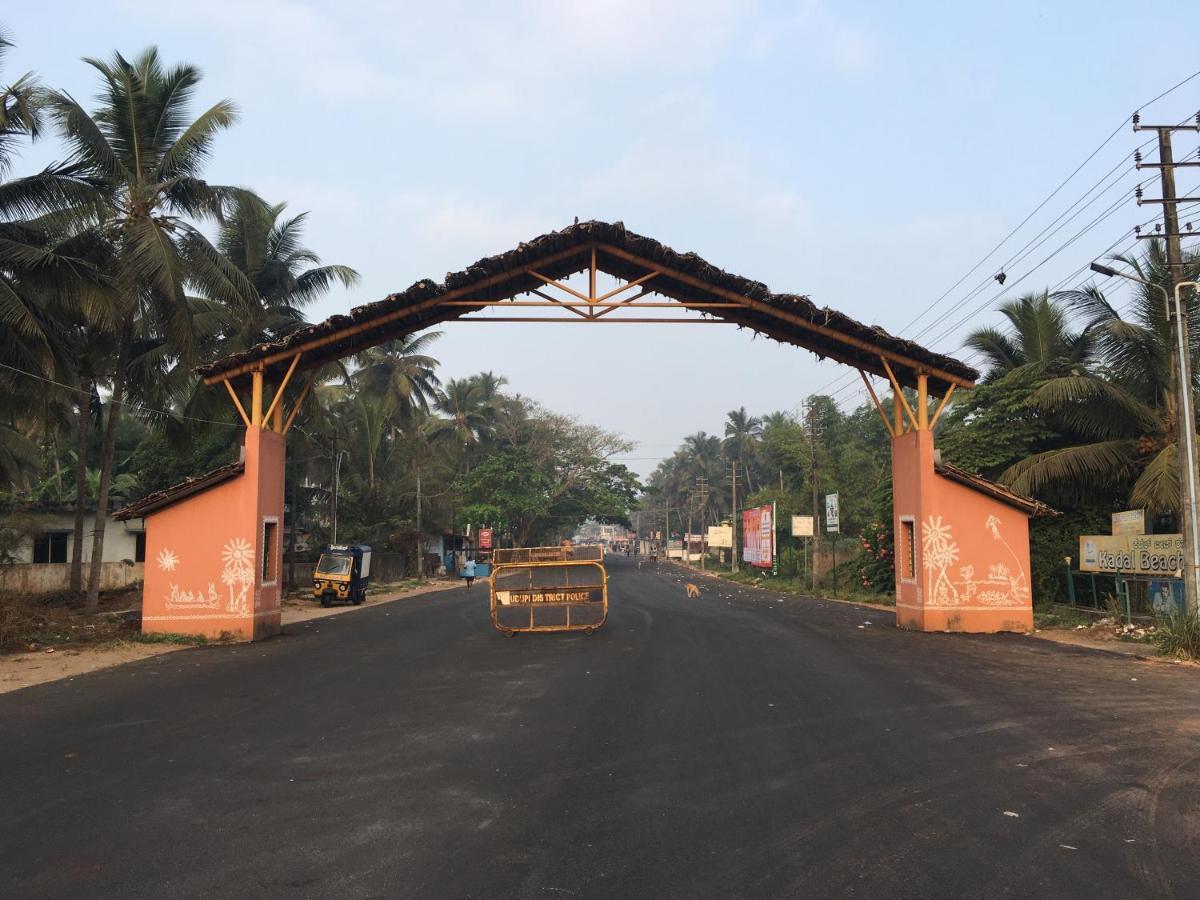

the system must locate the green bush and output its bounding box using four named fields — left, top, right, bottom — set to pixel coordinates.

left=1152, top=613, right=1200, bottom=660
